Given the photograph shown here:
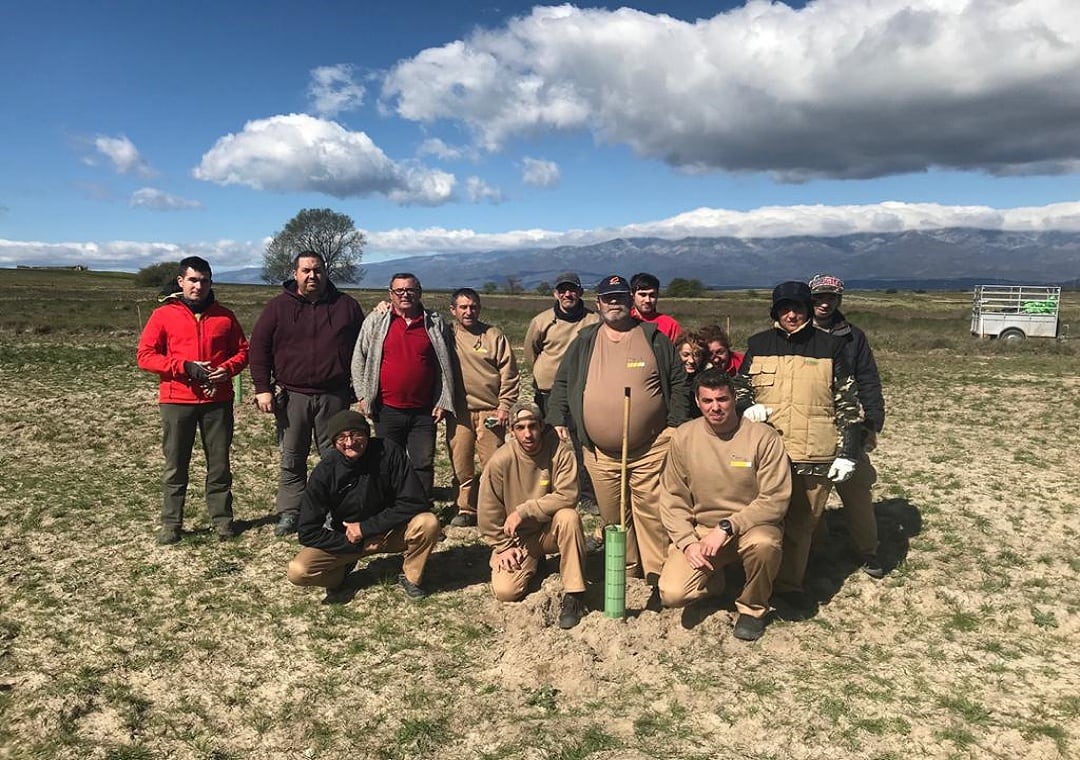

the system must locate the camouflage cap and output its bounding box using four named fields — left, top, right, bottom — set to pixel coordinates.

left=508, top=400, right=544, bottom=424
left=809, top=273, right=845, bottom=294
